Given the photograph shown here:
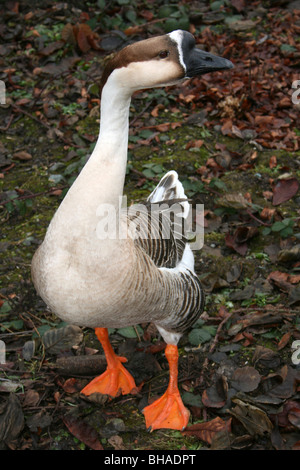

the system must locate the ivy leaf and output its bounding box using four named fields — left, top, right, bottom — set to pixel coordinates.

left=117, top=326, right=143, bottom=338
